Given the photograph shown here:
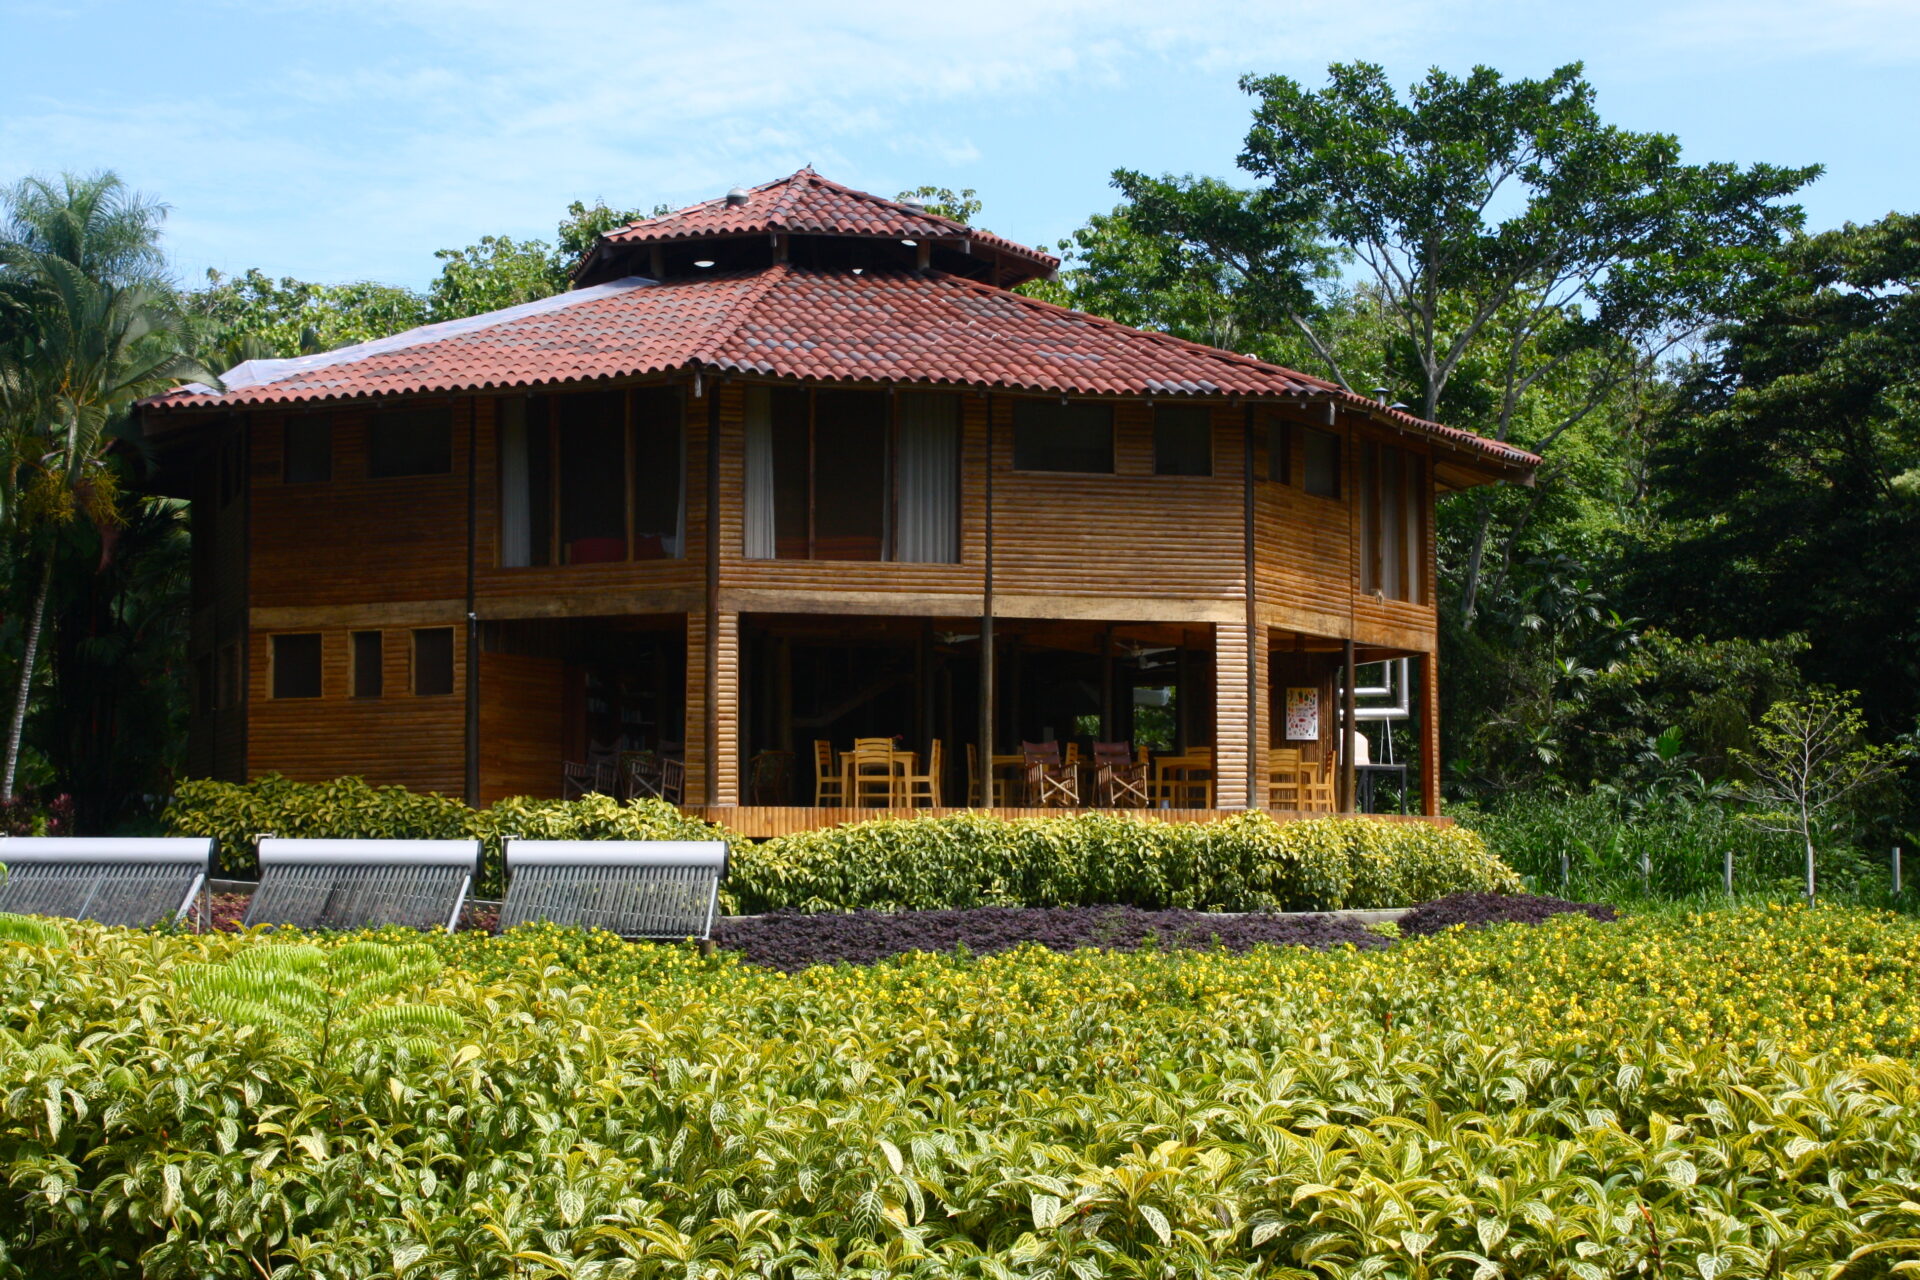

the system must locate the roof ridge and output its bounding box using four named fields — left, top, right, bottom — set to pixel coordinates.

left=798, top=170, right=974, bottom=239
left=691, top=262, right=791, bottom=365
left=766, top=169, right=812, bottom=226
